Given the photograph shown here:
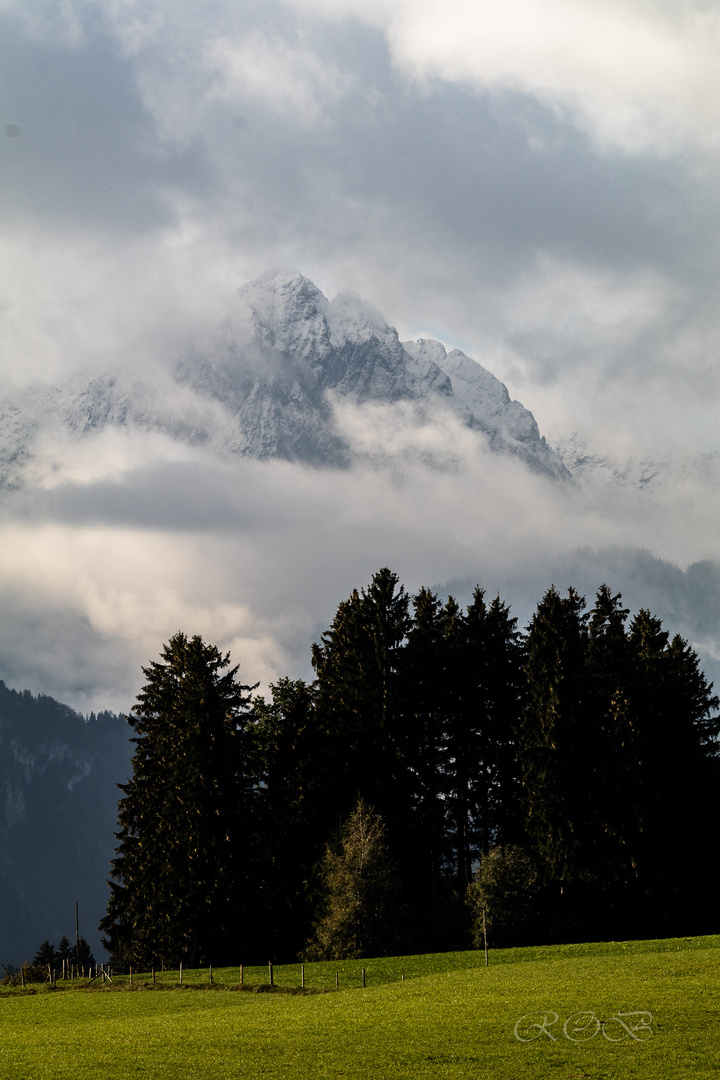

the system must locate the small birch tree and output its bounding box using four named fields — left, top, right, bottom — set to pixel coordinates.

left=305, top=800, right=400, bottom=960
